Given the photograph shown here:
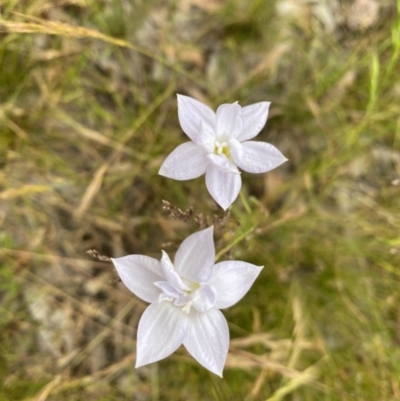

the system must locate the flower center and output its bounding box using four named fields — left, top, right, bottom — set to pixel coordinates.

left=156, top=279, right=199, bottom=314
left=214, top=141, right=231, bottom=158
left=156, top=251, right=217, bottom=314
left=173, top=282, right=198, bottom=314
